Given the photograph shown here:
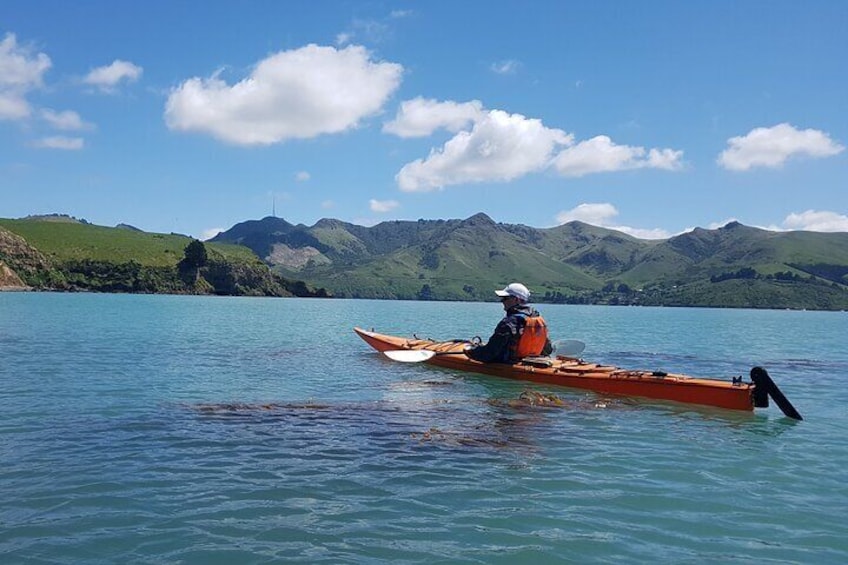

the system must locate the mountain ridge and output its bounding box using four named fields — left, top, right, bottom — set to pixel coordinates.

left=211, top=213, right=848, bottom=309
